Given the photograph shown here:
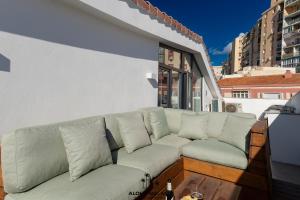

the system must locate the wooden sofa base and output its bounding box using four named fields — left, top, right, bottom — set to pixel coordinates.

left=183, top=157, right=268, bottom=191
left=138, top=158, right=184, bottom=200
